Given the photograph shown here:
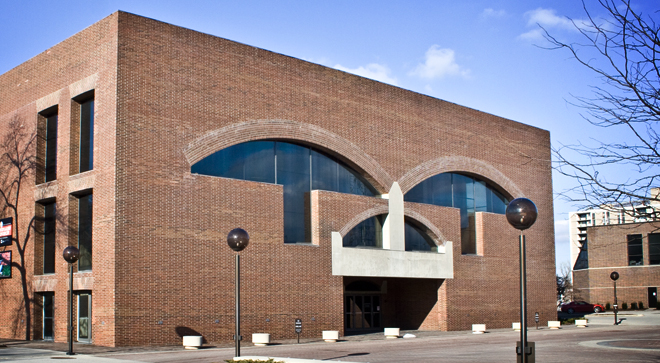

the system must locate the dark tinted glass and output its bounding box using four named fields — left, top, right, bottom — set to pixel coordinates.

left=649, top=233, right=660, bottom=265
left=45, top=114, right=57, bottom=182
left=192, top=141, right=377, bottom=243
left=79, top=99, right=94, bottom=172
left=628, top=234, right=643, bottom=266
left=277, top=142, right=311, bottom=243
left=43, top=203, right=56, bottom=274
left=404, top=172, right=508, bottom=255
left=404, top=220, right=436, bottom=252
left=343, top=215, right=384, bottom=248
left=78, top=194, right=93, bottom=271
